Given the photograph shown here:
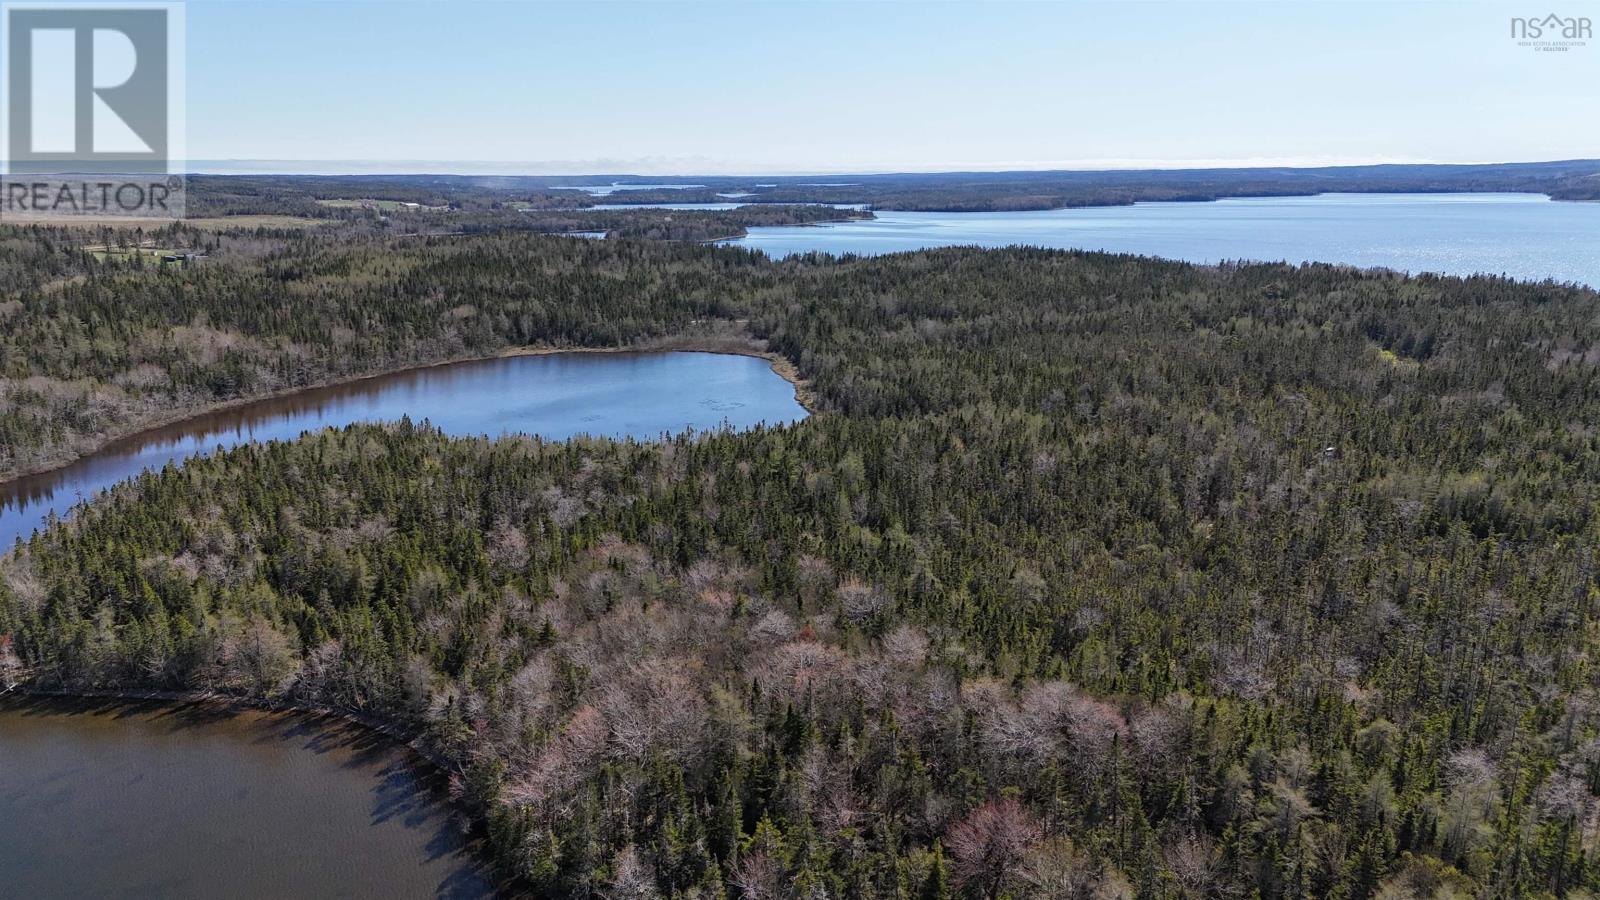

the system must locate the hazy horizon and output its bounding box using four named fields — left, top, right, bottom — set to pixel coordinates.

left=184, top=155, right=1600, bottom=178
left=184, top=1, right=1600, bottom=174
